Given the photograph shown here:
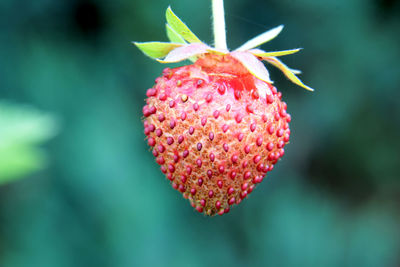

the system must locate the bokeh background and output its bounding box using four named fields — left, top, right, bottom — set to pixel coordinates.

left=1, top=0, right=400, bottom=266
